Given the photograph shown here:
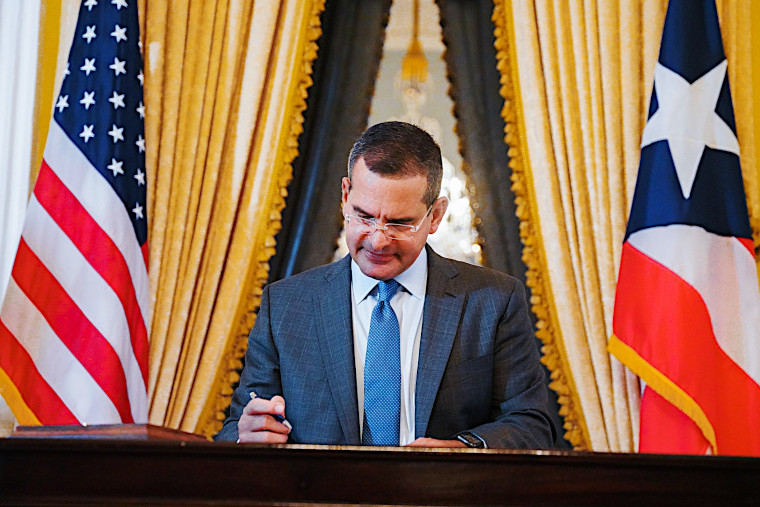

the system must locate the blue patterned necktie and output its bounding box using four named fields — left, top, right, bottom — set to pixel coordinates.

left=362, top=279, right=401, bottom=446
